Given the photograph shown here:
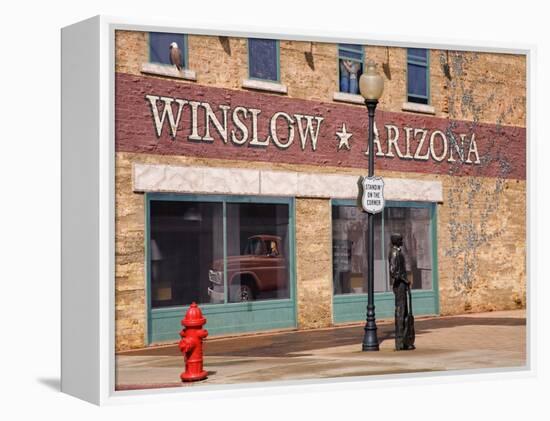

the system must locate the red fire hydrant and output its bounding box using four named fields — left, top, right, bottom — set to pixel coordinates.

left=179, top=302, right=208, bottom=382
